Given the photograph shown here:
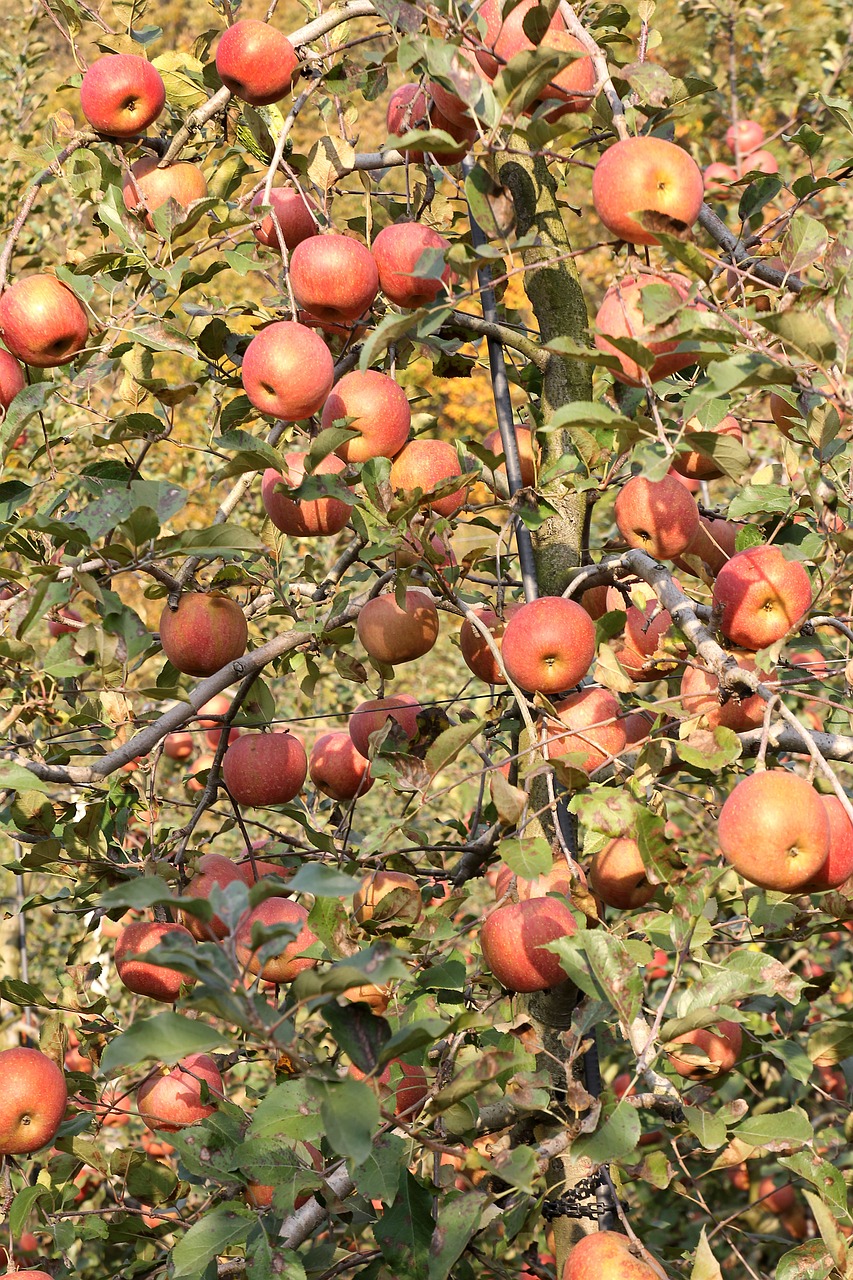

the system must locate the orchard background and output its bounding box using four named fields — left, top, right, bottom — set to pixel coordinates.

left=1, top=0, right=853, bottom=1275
